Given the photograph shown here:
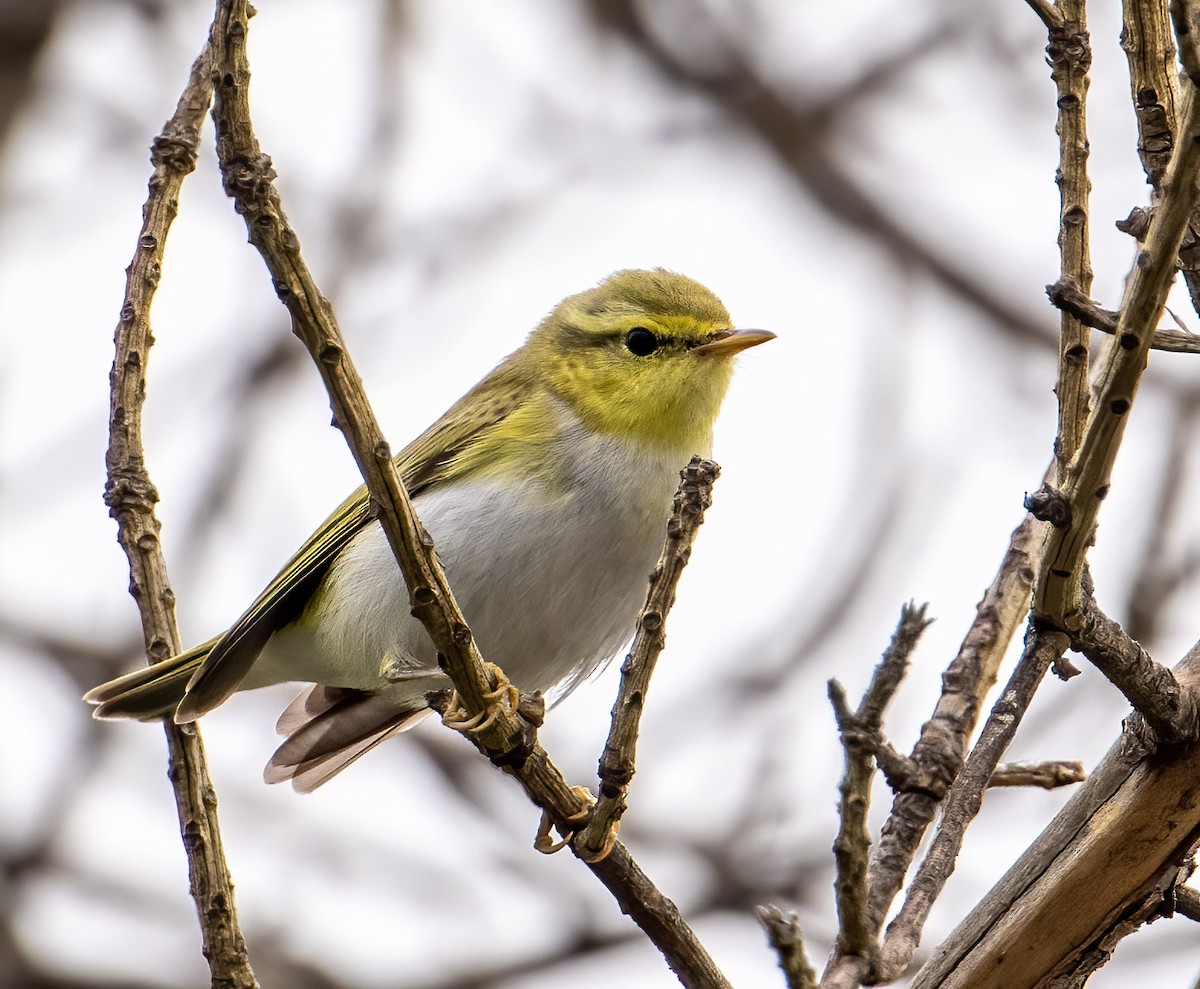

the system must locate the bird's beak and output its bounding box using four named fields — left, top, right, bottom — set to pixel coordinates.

left=693, top=328, right=776, bottom=357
